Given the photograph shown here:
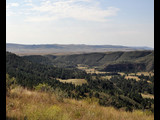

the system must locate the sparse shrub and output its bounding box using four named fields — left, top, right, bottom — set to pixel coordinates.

left=125, top=106, right=133, bottom=112
left=6, top=74, right=17, bottom=94
left=144, top=110, right=153, bottom=116
left=53, top=88, right=68, bottom=102
left=84, top=97, right=99, bottom=104
left=74, top=111, right=81, bottom=119
left=34, top=83, right=53, bottom=92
